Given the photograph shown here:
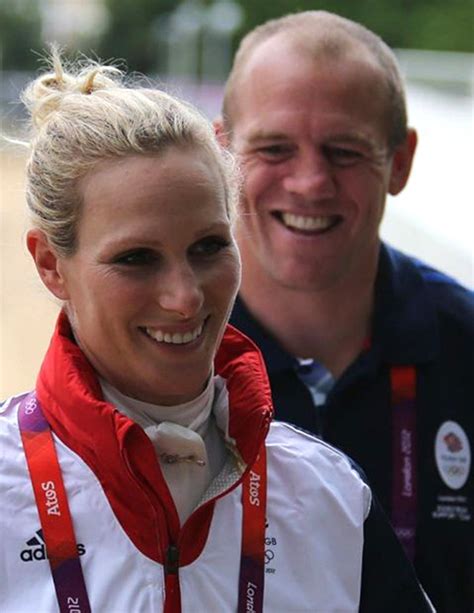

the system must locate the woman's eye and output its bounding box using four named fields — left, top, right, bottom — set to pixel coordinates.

left=114, top=250, right=157, bottom=266
left=191, top=236, right=230, bottom=257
